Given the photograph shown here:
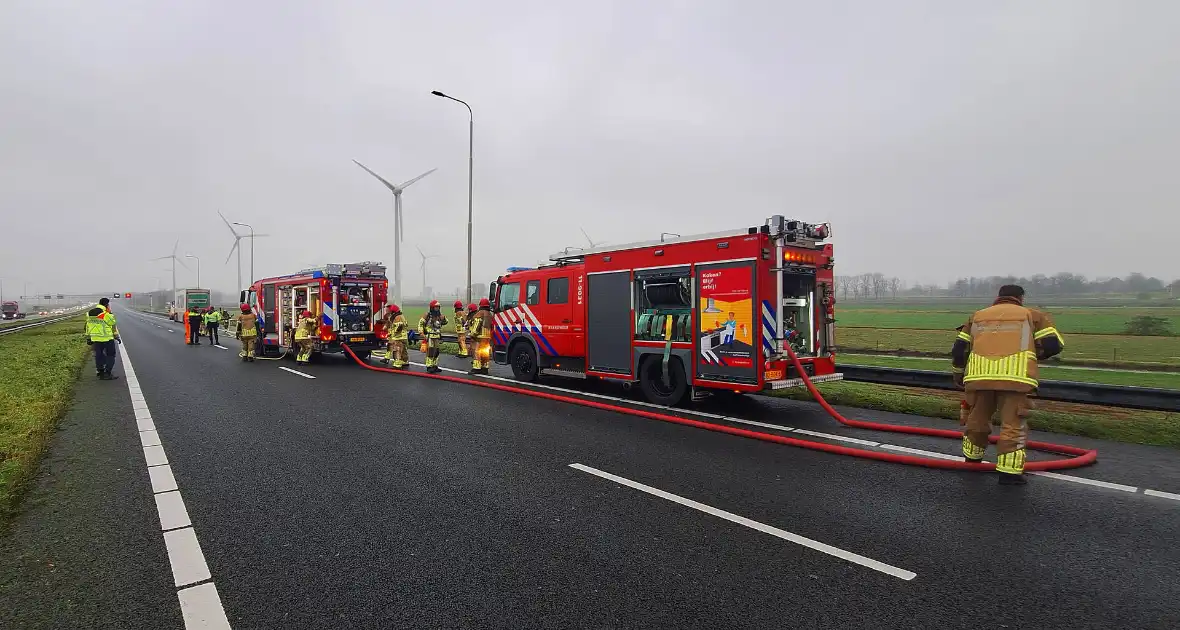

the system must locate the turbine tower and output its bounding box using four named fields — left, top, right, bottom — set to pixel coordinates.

left=417, top=246, right=440, bottom=299
left=150, top=238, right=189, bottom=307
left=353, top=160, right=437, bottom=306
left=219, top=211, right=268, bottom=292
